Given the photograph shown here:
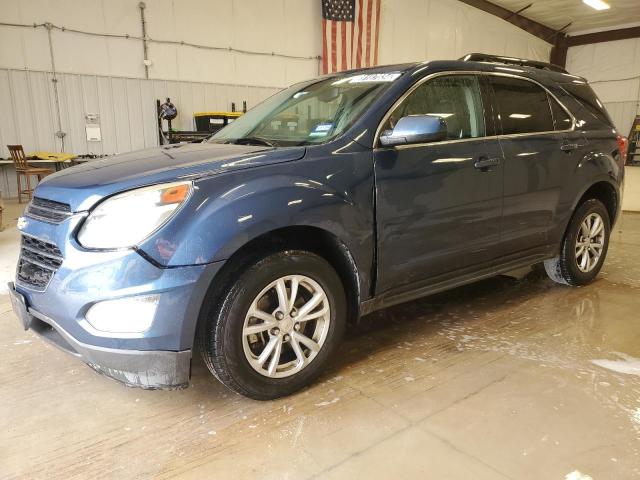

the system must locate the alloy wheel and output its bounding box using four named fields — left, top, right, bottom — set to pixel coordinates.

left=242, top=275, right=331, bottom=378
left=575, top=212, right=605, bottom=273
